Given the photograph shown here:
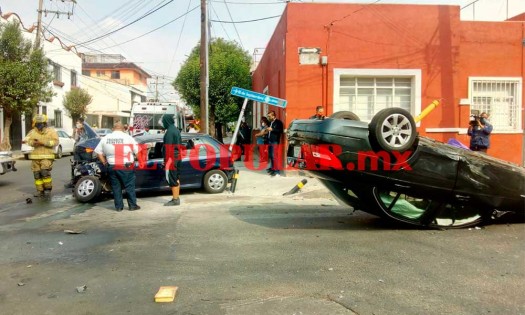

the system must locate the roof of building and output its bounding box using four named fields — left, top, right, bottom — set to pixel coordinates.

left=82, top=62, right=151, bottom=78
